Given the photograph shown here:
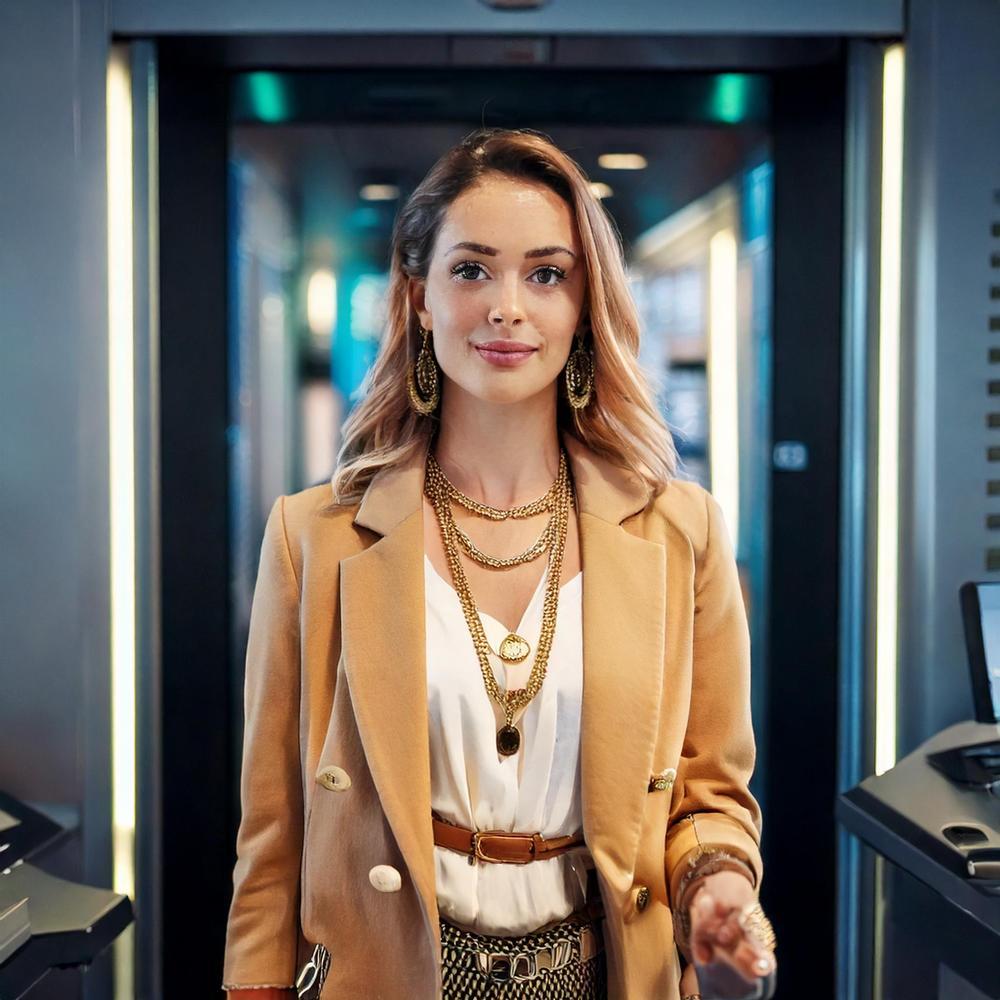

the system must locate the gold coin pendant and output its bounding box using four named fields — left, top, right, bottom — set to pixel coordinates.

left=498, top=633, right=530, bottom=663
